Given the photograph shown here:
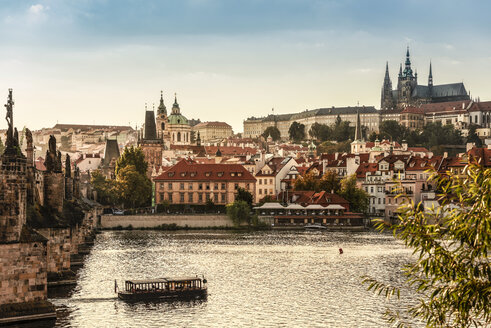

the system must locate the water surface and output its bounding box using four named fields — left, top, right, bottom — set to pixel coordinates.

left=51, top=230, right=419, bottom=327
